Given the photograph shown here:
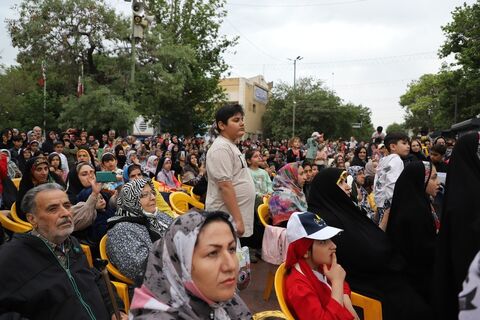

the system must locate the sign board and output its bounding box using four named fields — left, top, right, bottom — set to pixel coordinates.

left=132, top=116, right=155, bottom=136
left=254, top=85, right=268, bottom=104
left=351, top=123, right=362, bottom=129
